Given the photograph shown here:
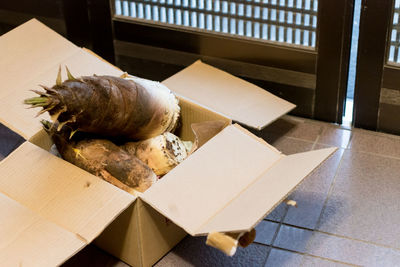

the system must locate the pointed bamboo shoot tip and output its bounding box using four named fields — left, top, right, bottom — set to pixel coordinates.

left=65, top=66, right=76, bottom=80
left=40, top=119, right=52, bottom=130
left=56, top=65, right=62, bottom=86
left=57, top=121, right=68, bottom=132
left=120, top=72, right=129, bottom=78
left=50, top=111, right=62, bottom=122
left=35, top=109, right=46, bottom=117
left=69, top=129, right=78, bottom=139
left=39, top=85, right=50, bottom=91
